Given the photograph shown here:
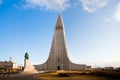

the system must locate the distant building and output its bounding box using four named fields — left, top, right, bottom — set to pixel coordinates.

left=104, top=67, right=114, bottom=70
left=87, top=66, right=91, bottom=70
left=0, top=61, right=18, bottom=70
